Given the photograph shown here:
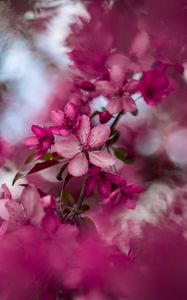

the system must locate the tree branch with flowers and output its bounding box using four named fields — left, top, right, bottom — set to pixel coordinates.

left=0, top=0, right=186, bottom=299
